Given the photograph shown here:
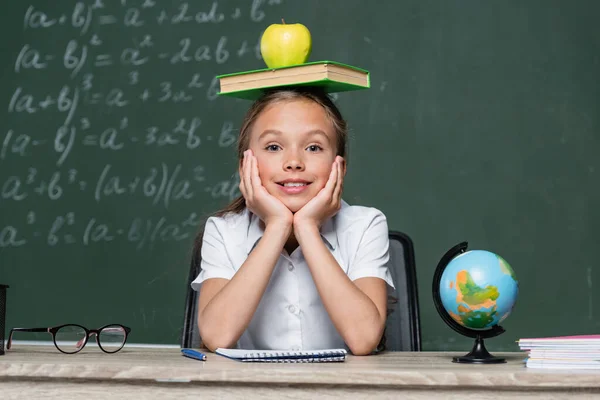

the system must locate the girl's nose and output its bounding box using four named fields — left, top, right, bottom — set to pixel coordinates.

left=284, top=158, right=305, bottom=171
